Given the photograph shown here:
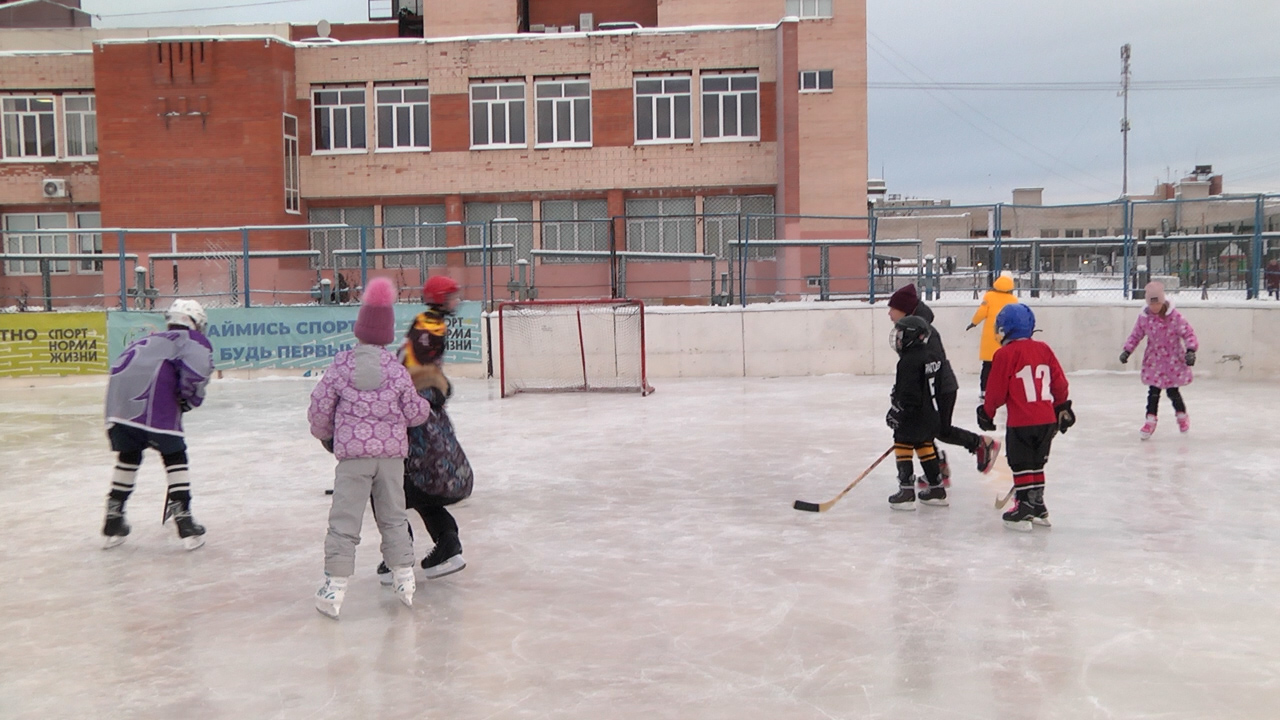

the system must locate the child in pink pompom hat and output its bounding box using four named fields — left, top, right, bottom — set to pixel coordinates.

left=1118, top=280, right=1199, bottom=440
left=307, top=276, right=433, bottom=618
